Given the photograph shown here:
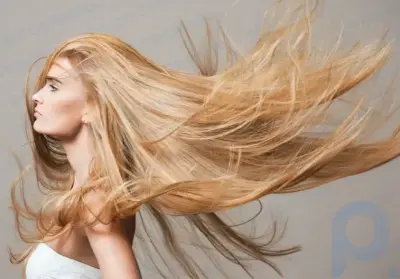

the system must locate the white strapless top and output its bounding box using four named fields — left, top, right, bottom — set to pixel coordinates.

left=26, top=243, right=102, bottom=279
